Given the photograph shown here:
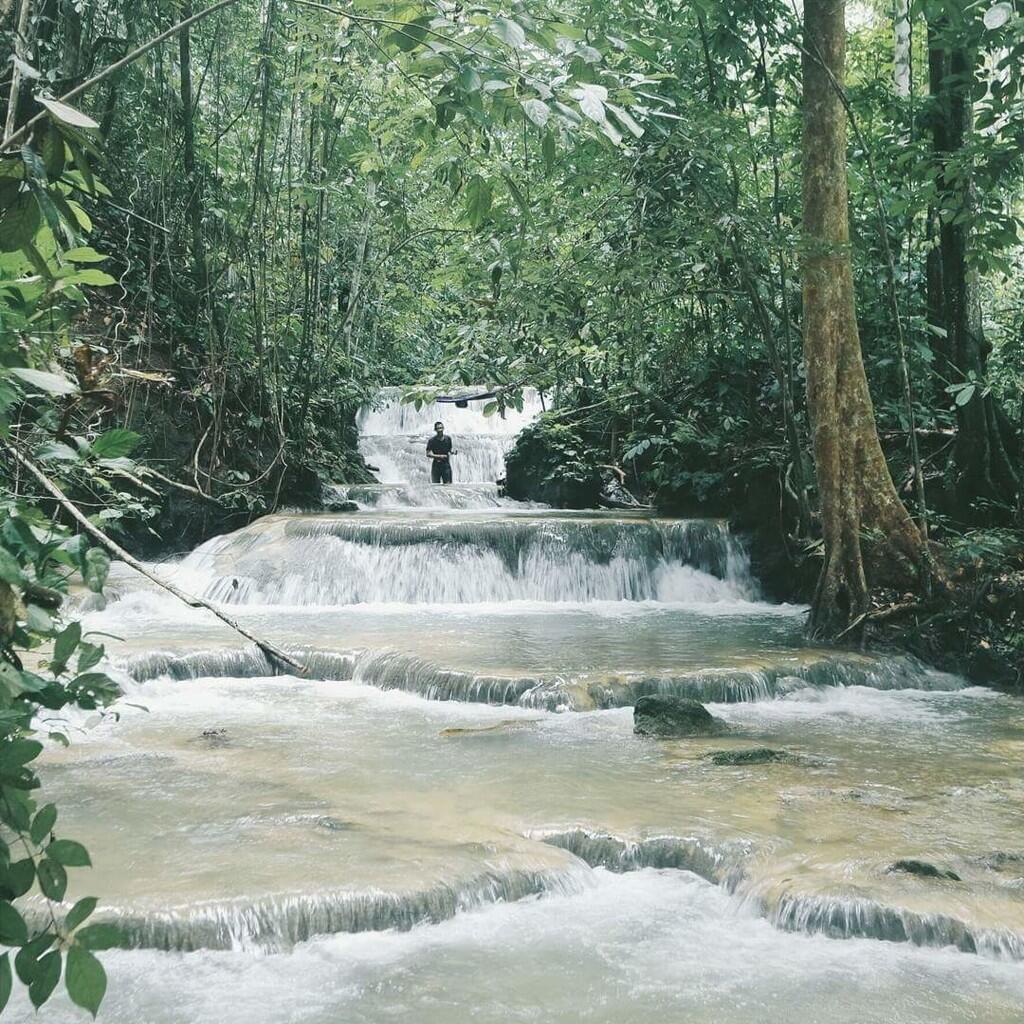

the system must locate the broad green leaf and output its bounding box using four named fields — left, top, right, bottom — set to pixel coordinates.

left=52, top=622, right=81, bottom=673
left=0, top=901, right=28, bottom=946
left=386, top=15, right=432, bottom=52
left=28, top=950, right=61, bottom=1009
left=90, top=428, right=141, bottom=459
left=74, top=922, right=120, bottom=951
left=1, top=858, right=35, bottom=899
left=542, top=131, right=556, bottom=173
left=458, top=67, right=481, bottom=92
left=983, top=2, right=1013, bottom=29
left=67, top=268, right=116, bottom=287
left=65, top=896, right=98, bottom=933
left=37, top=857, right=68, bottom=901
left=63, top=247, right=106, bottom=263
left=9, top=367, right=78, bottom=396
left=464, top=175, right=493, bottom=228
left=30, top=803, right=58, bottom=845
left=45, top=838, right=91, bottom=867
left=38, top=97, right=100, bottom=130
left=521, top=98, right=550, bottom=128
left=36, top=441, right=80, bottom=462
left=573, top=84, right=607, bottom=123
left=493, top=17, right=526, bottom=48
left=0, top=193, right=40, bottom=251
left=66, top=946, right=106, bottom=1017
